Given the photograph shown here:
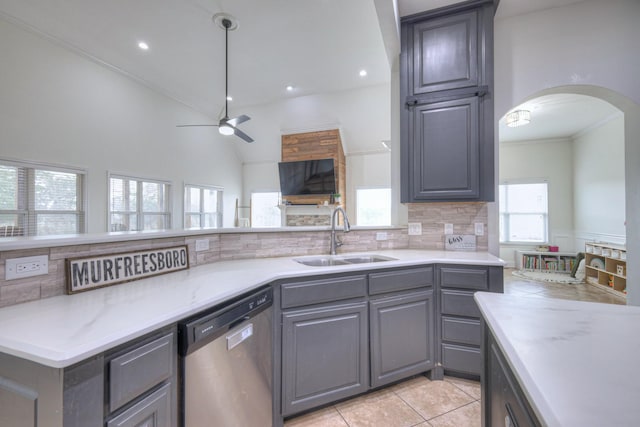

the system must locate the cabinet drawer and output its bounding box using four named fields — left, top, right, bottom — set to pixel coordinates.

left=441, top=289, right=481, bottom=318
left=442, top=316, right=480, bottom=346
left=109, top=333, right=174, bottom=412
left=440, top=267, right=489, bottom=290
left=369, top=266, right=433, bottom=295
left=107, top=383, right=171, bottom=427
left=442, top=343, right=480, bottom=375
left=281, top=275, right=367, bottom=309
